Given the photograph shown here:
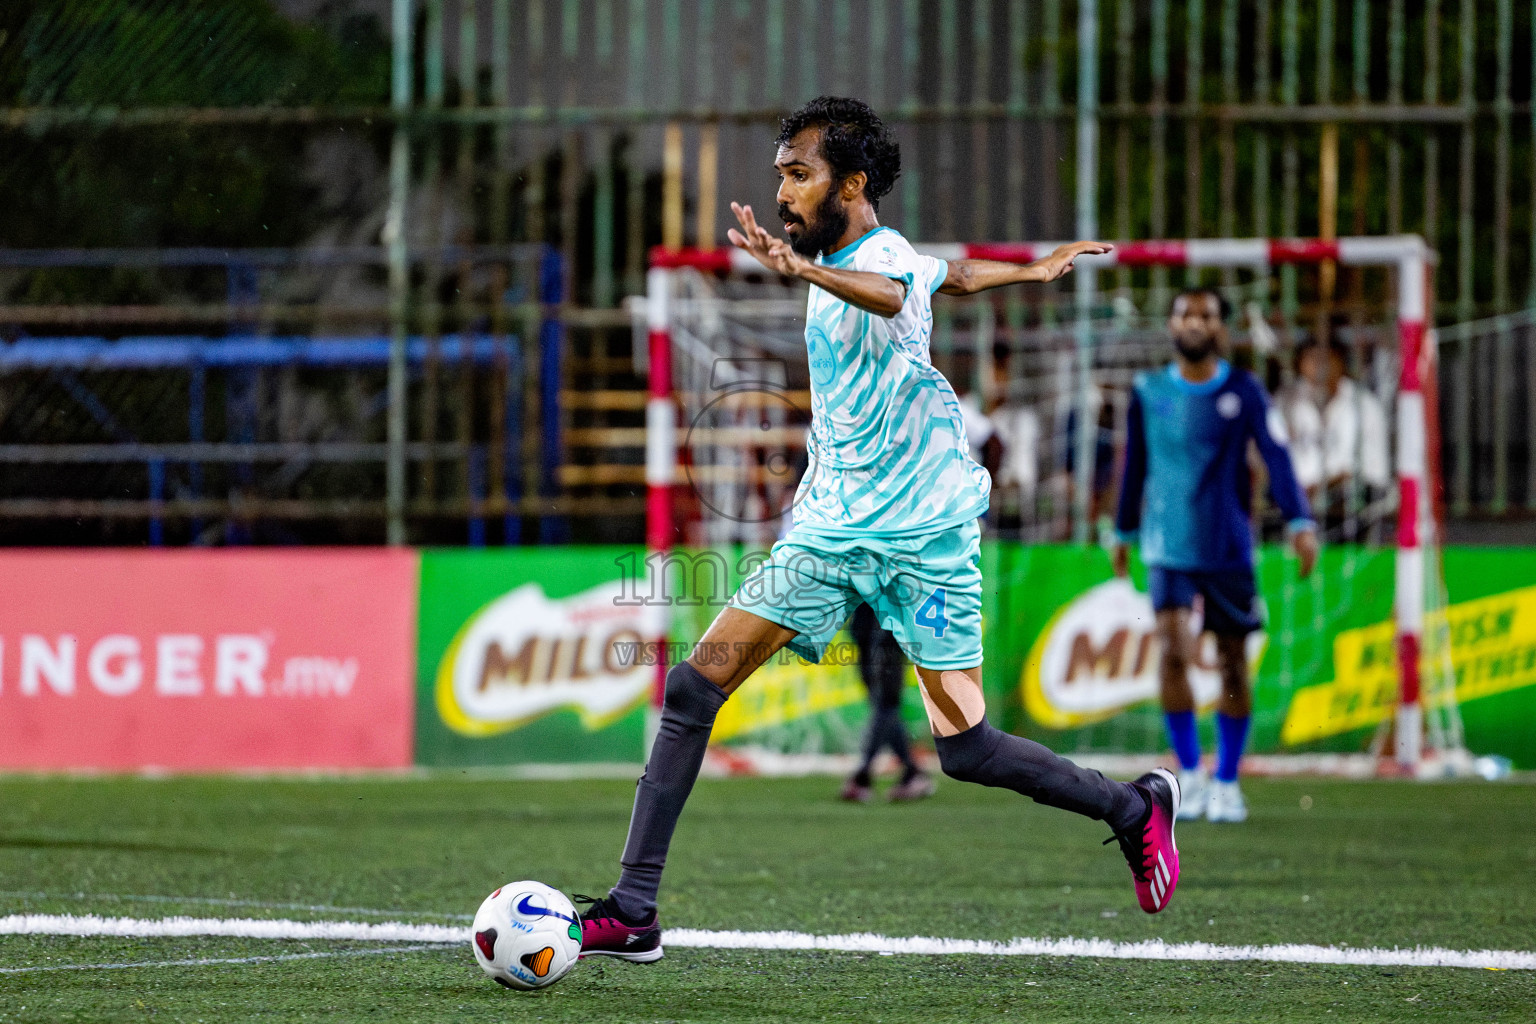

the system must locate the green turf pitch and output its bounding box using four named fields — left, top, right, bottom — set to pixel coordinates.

left=0, top=774, right=1532, bottom=1022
